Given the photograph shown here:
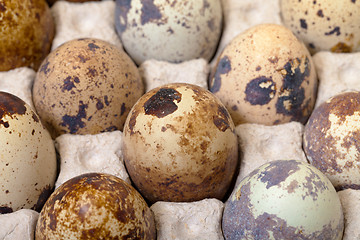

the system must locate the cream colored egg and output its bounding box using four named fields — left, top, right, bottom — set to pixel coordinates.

left=35, top=173, right=156, bottom=239
left=223, top=160, right=344, bottom=240
left=304, top=91, right=360, bottom=190
left=32, top=38, right=144, bottom=139
left=209, top=24, right=318, bottom=126
left=115, top=0, right=223, bottom=65
left=0, top=92, right=57, bottom=213
left=280, top=0, right=360, bottom=53
left=122, top=83, right=238, bottom=203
